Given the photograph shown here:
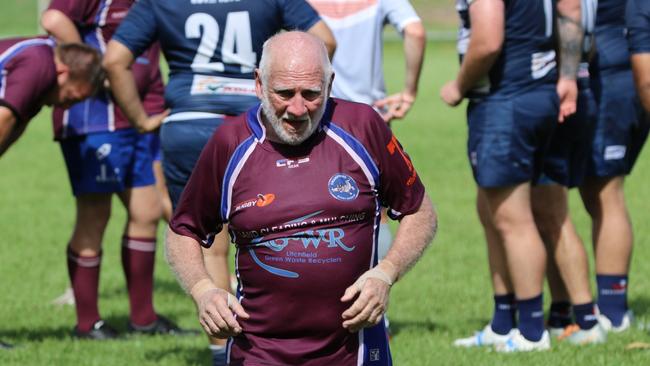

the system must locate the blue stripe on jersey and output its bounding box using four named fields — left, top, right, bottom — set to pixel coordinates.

left=246, top=106, right=265, bottom=141
left=94, top=0, right=108, bottom=24
left=326, top=122, right=380, bottom=186
left=220, top=135, right=258, bottom=220
left=360, top=318, right=392, bottom=366
left=0, top=38, right=54, bottom=68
